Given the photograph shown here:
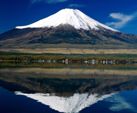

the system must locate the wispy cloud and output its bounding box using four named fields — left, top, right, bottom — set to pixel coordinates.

left=106, top=12, right=137, bottom=29
left=68, top=4, right=85, bottom=8
left=31, top=0, right=68, bottom=4
left=106, top=95, right=137, bottom=112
